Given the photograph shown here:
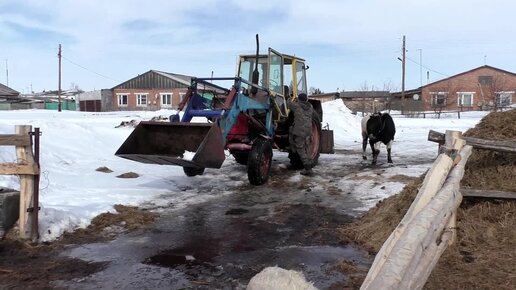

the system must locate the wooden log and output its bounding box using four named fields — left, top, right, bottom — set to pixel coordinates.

left=15, top=125, right=35, bottom=240
left=428, top=130, right=516, bottom=153
left=362, top=132, right=466, bottom=288
left=361, top=146, right=459, bottom=288
left=404, top=146, right=472, bottom=289
left=407, top=228, right=453, bottom=289
left=462, top=136, right=516, bottom=153
left=363, top=146, right=473, bottom=290
left=0, top=134, right=32, bottom=146
left=428, top=129, right=445, bottom=144
left=462, top=189, right=516, bottom=199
